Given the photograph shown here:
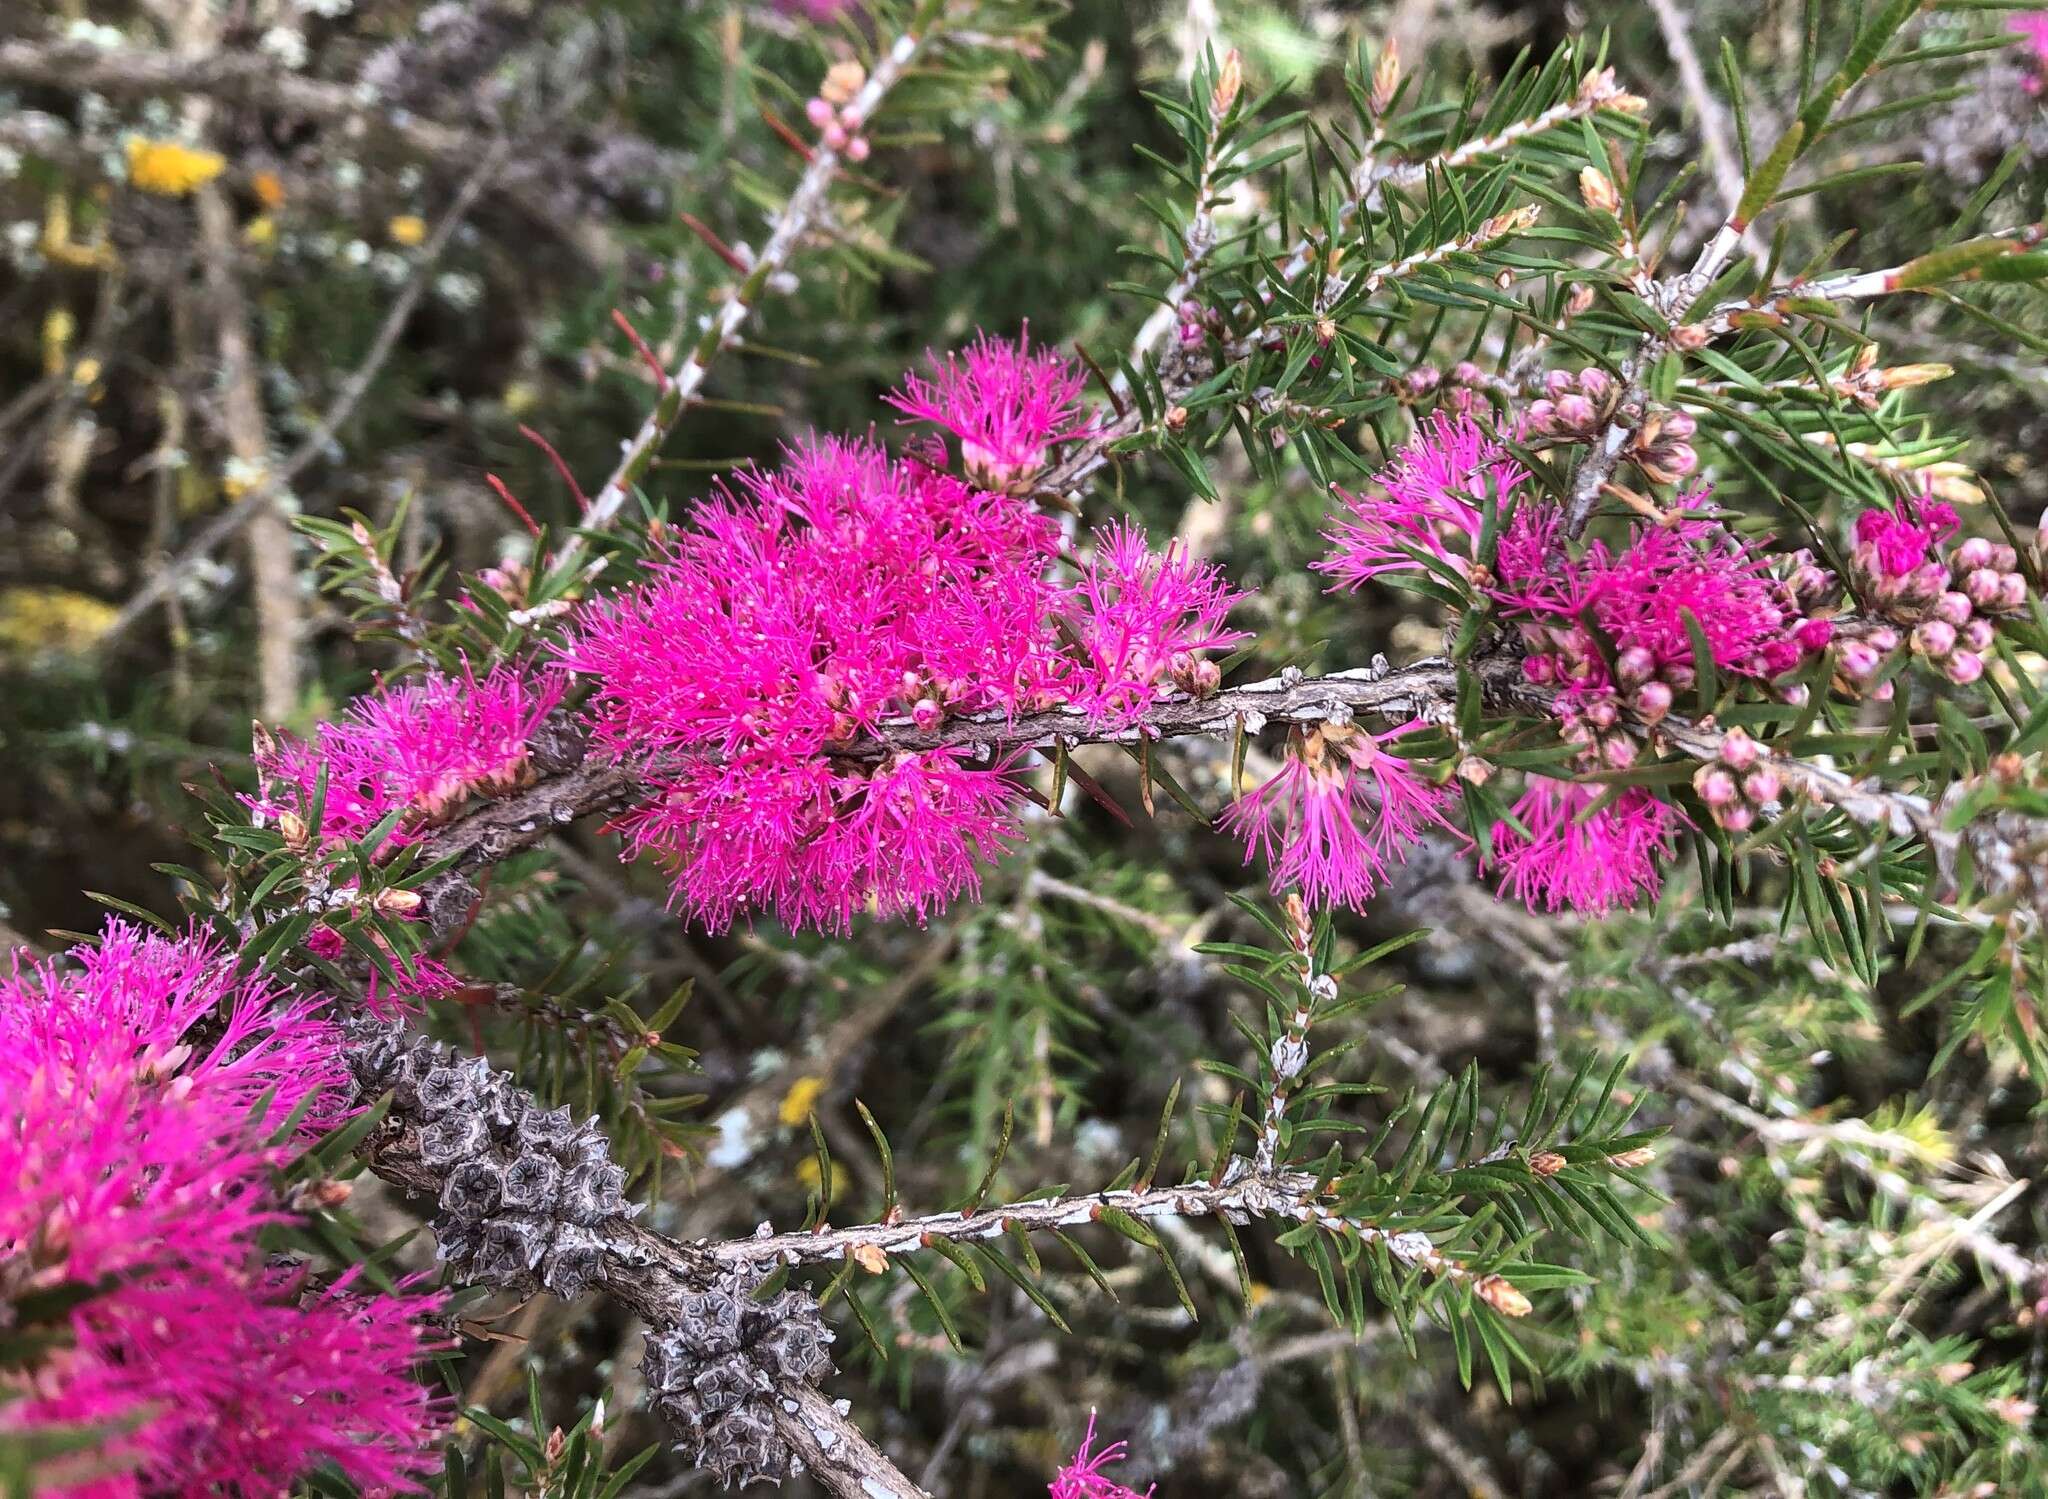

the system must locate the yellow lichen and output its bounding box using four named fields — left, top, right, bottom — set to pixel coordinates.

left=0, top=587, right=119, bottom=657
left=779, top=1075, right=826, bottom=1127
left=126, top=137, right=227, bottom=197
